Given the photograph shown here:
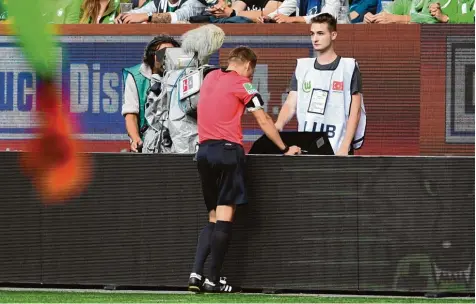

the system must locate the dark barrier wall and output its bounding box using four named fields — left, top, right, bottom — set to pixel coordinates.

left=0, top=25, right=473, bottom=156
left=0, top=153, right=474, bottom=293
